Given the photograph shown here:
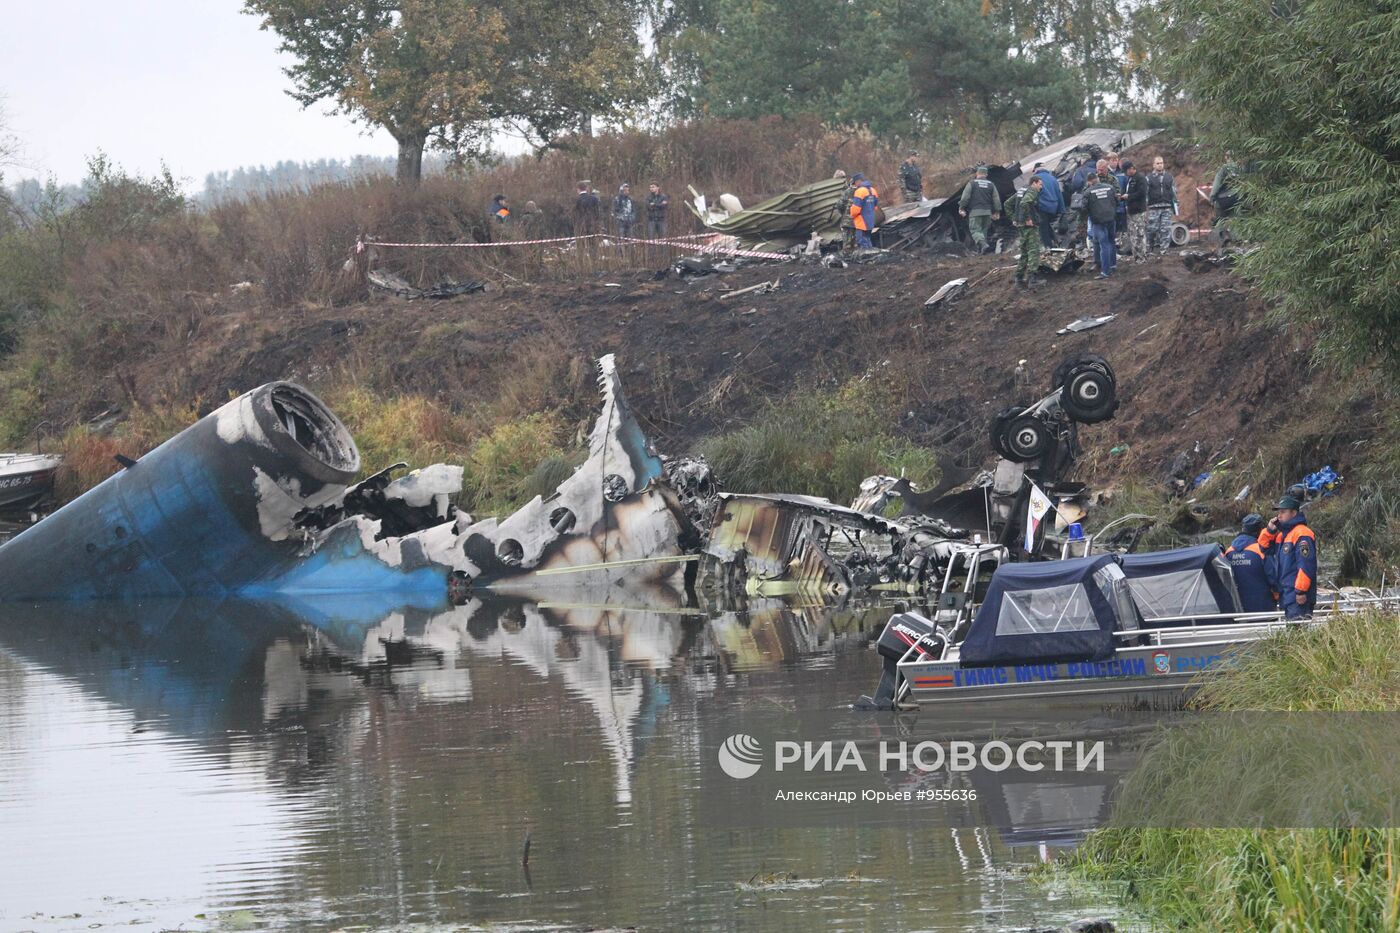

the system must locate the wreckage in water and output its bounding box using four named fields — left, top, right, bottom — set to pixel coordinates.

left=0, top=356, right=696, bottom=603
left=0, top=351, right=1127, bottom=609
